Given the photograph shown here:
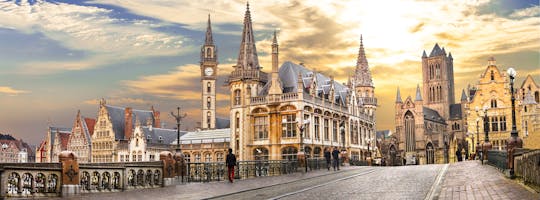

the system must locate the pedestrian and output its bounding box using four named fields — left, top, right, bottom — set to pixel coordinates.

left=324, top=148, right=331, bottom=171
left=332, top=147, right=340, bottom=171
left=226, top=148, right=236, bottom=183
